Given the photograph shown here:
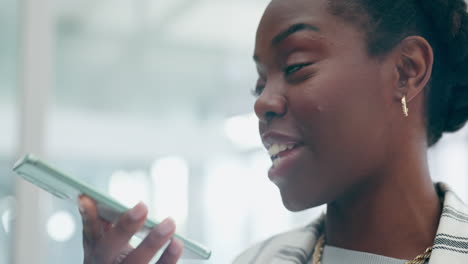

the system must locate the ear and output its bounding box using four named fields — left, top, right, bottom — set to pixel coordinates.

left=394, top=36, right=434, bottom=103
